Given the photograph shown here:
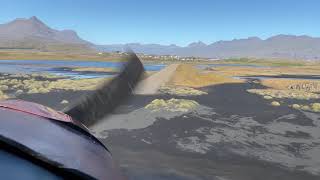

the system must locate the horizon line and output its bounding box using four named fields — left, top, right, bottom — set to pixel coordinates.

left=1, top=16, right=319, bottom=47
